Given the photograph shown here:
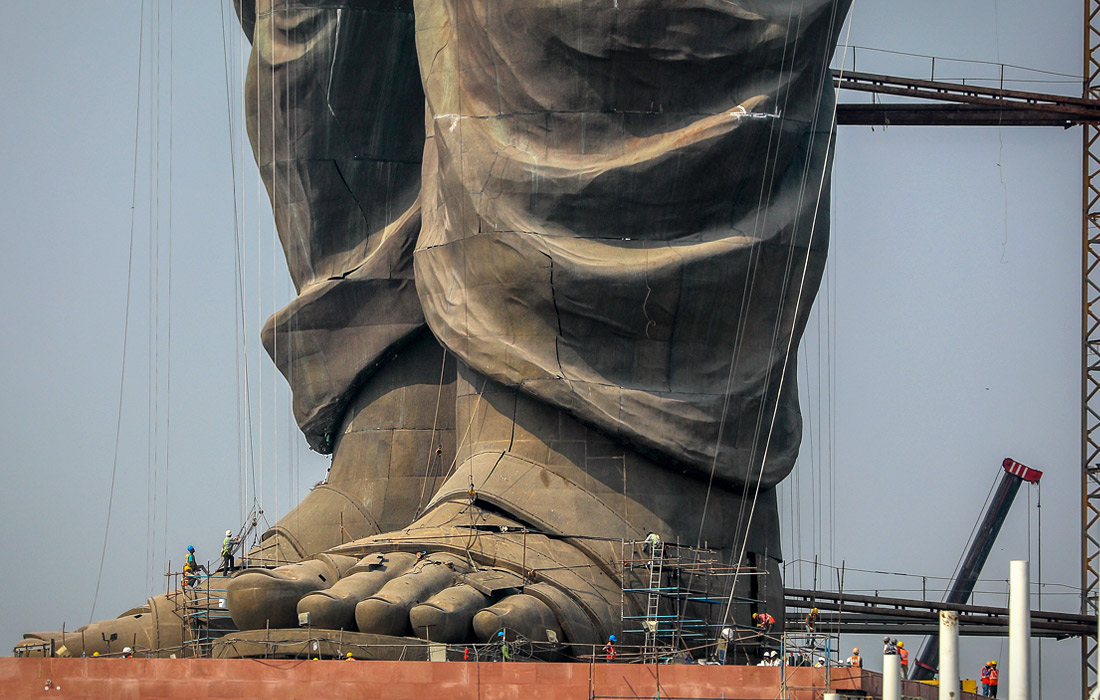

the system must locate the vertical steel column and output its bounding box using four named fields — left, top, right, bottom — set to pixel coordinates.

left=1083, top=1, right=1100, bottom=696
